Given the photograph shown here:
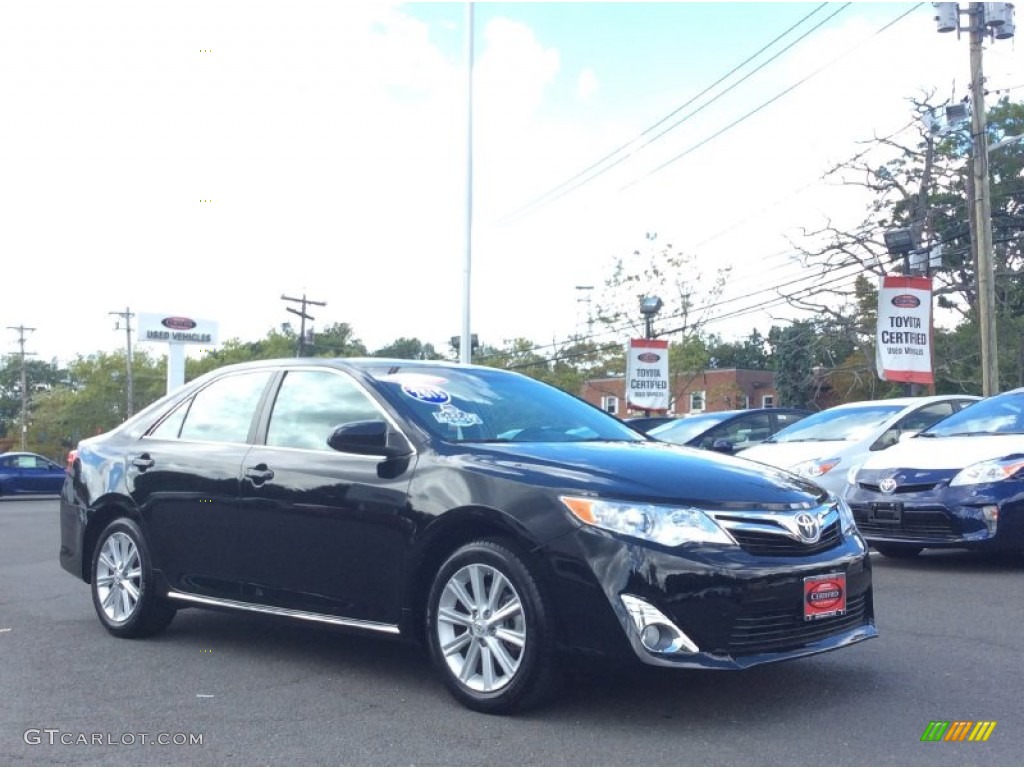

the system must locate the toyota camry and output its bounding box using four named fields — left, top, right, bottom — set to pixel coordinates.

left=60, top=359, right=876, bottom=713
